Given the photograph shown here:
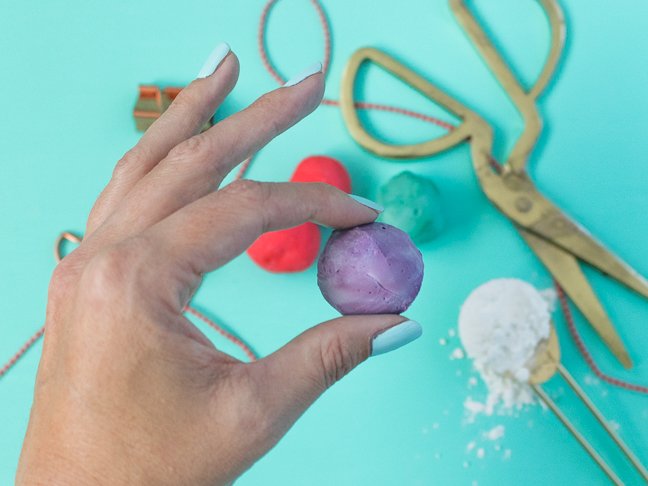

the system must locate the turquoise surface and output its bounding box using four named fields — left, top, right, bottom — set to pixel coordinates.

left=1, top=0, right=647, bottom=484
